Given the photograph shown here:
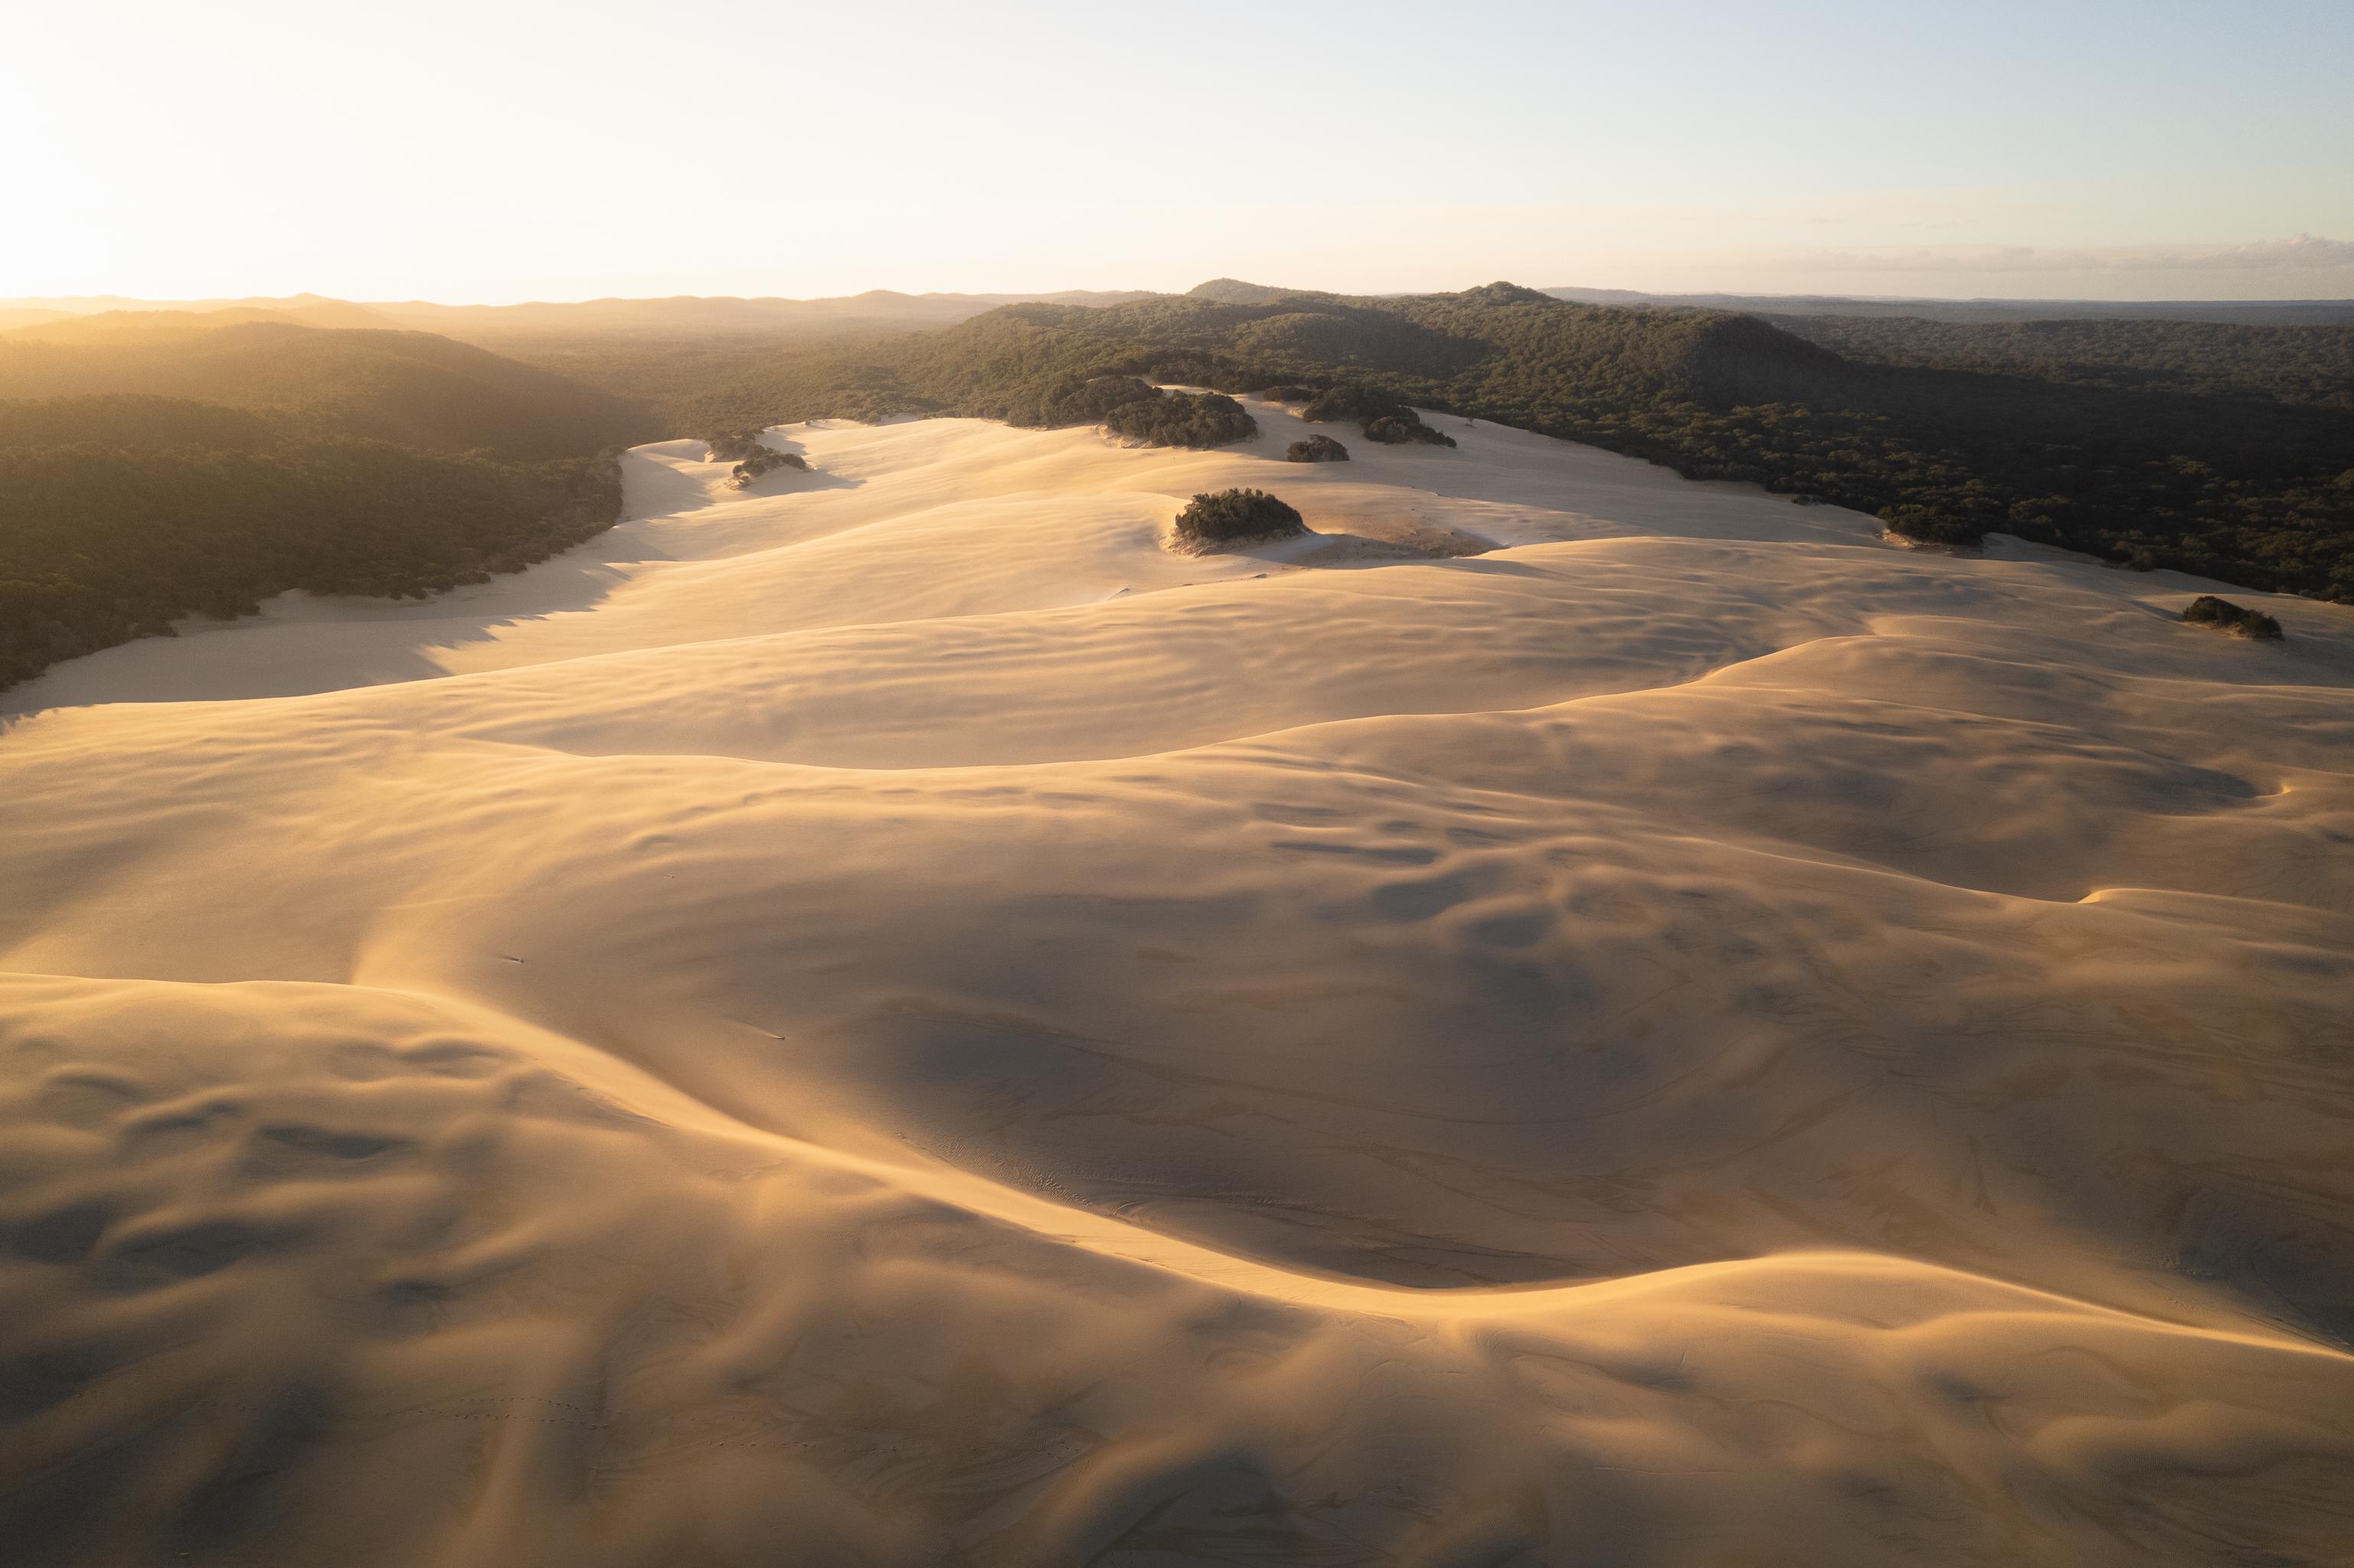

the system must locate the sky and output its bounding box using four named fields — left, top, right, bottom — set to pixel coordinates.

left=5, top=0, right=2350, bottom=304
